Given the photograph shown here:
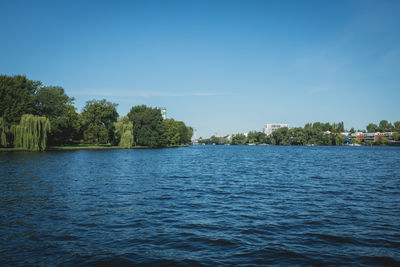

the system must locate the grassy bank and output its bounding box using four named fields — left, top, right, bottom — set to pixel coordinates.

left=47, top=144, right=149, bottom=150
left=0, top=148, right=32, bottom=152
left=48, top=144, right=188, bottom=150
left=0, top=144, right=190, bottom=152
